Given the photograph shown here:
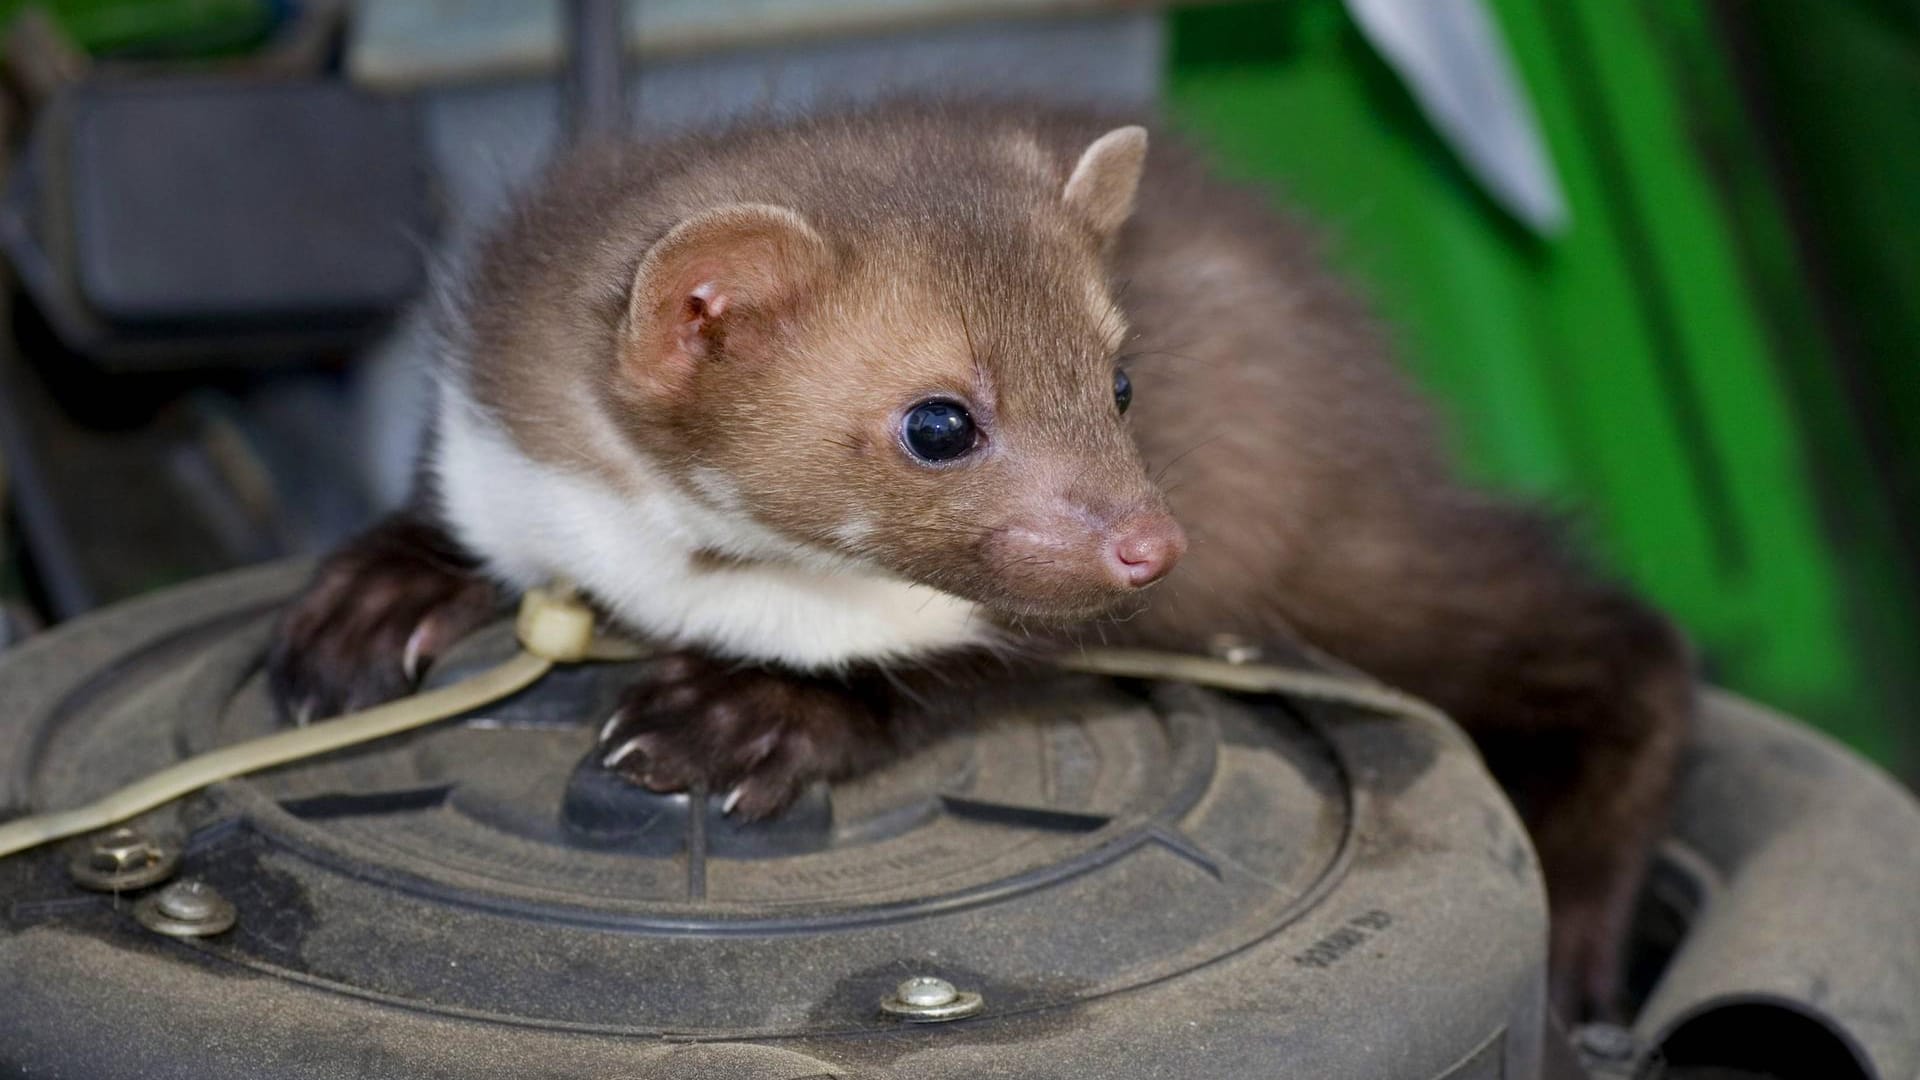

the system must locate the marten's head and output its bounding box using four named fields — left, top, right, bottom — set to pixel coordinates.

left=602, top=122, right=1184, bottom=625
